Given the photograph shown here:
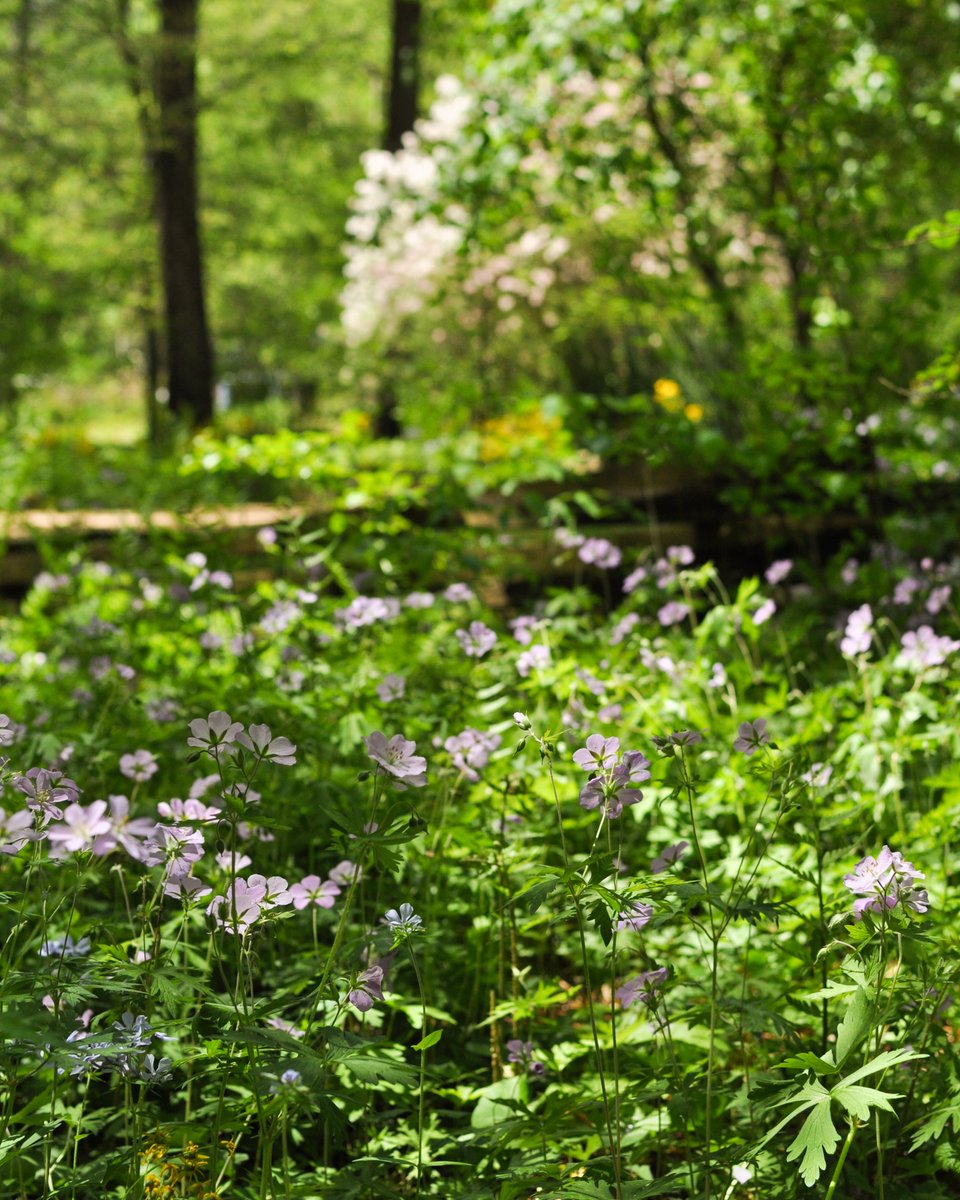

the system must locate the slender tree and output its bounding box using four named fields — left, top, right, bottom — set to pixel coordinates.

left=153, top=0, right=213, bottom=425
